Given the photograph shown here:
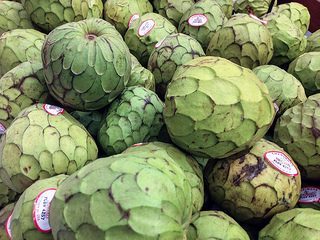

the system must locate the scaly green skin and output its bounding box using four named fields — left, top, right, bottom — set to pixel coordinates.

left=0, top=103, right=98, bottom=193
left=178, top=0, right=227, bottom=50
left=164, top=56, right=275, bottom=159
left=0, top=177, right=17, bottom=209
left=263, top=13, right=307, bottom=66
left=287, top=52, right=320, bottom=96
left=0, top=202, right=15, bottom=240
left=0, top=62, right=49, bottom=128
left=42, top=18, right=131, bottom=111
left=187, top=211, right=250, bottom=240
left=211, top=0, right=233, bottom=18
left=307, top=29, right=320, bottom=53
left=153, top=0, right=195, bottom=27
left=274, top=94, right=320, bottom=180
left=50, top=154, right=193, bottom=240
left=125, top=13, right=177, bottom=66
left=122, top=142, right=204, bottom=213
left=0, top=29, right=45, bottom=78
left=98, top=87, right=164, bottom=156
left=104, top=0, right=153, bottom=35
left=259, top=208, right=320, bottom=240
left=234, top=0, right=276, bottom=17
left=70, top=110, right=103, bottom=137
left=207, top=14, right=274, bottom=69
left=273, top=2, right=310, bottom=34
left=0, top=1, right=33, bottom=35
left=11, top=175, right=67, bottom=240
left=21, top=0, right=103, bottom=32
left=129, top=54, right=155, bottom=91
left=205, top=139, right=301, bottom=223
left=148, top=33, right=205, bottom=99
left=253, top=65, right=307, bottom=115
